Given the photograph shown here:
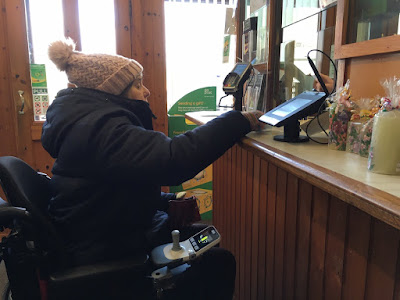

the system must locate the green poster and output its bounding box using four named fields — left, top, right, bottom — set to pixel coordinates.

left=168, top=87, right=216, bottom=116
left=223, top=35, right=230, bottom=63
left=30, top=64, right=47, bottom=88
